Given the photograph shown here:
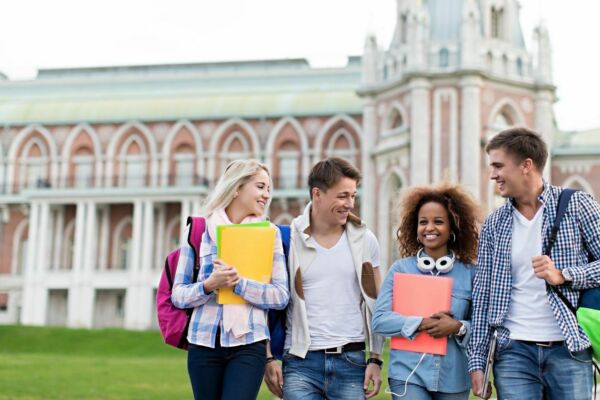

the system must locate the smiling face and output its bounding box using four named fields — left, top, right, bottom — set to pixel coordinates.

left=232, top=168, right=271, bottom=217
left=417, top=201, right=451, bottom=258
left=488, top=148, right=529, bottom=199
left=312, top=177, right=357, bottom=227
